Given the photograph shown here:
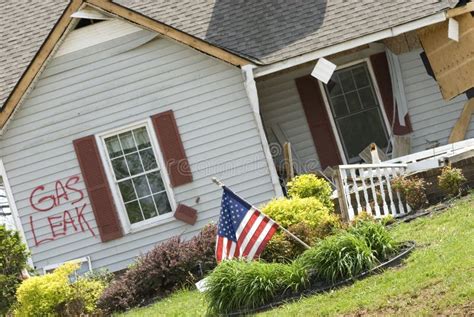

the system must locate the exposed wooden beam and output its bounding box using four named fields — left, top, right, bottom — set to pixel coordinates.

left=449, top=98, right=474, bottom=143
left=0, top=0, right=83, bottom=130
left=446, top=2, right=474, bottom=19
left=86, top=0, right=250, bottom=67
